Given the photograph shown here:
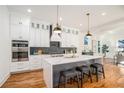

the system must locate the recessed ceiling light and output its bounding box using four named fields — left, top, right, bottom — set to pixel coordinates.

left=80, top=24, right=82, bottom=26
left=59, top=17, right=62, bottom=21
left=27, top=9, right=32, bottom=13
left=109, top=31, right=113, bottom=34
left=101, top=12, right=106, bottom=16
